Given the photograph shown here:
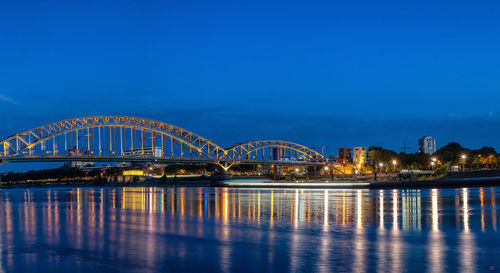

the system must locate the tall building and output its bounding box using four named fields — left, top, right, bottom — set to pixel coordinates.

left=418, top=136, right=436, bottom=155
left=353, top=147, right=367, bottom=166
left=338, top=148, right=352, bottom=164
